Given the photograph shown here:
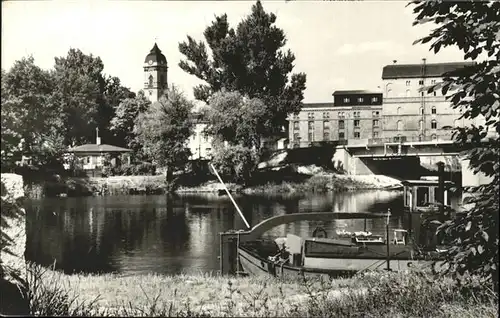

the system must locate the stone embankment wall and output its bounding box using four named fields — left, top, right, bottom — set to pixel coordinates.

left=1, top=173, right=29, bottom=315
